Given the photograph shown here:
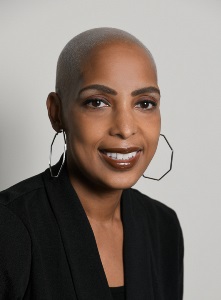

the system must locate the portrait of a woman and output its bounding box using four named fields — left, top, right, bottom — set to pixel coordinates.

left=0, top=28, right=183, bottom=300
